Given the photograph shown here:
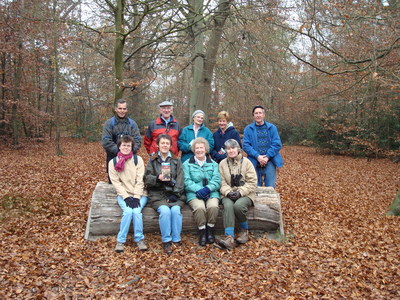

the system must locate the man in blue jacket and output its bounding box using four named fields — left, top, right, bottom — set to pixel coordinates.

left=243, top=105, right=283, bottom=188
